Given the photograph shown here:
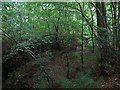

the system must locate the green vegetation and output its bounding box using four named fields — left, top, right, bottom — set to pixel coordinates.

left=2, top=1, right=120, bottom=89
